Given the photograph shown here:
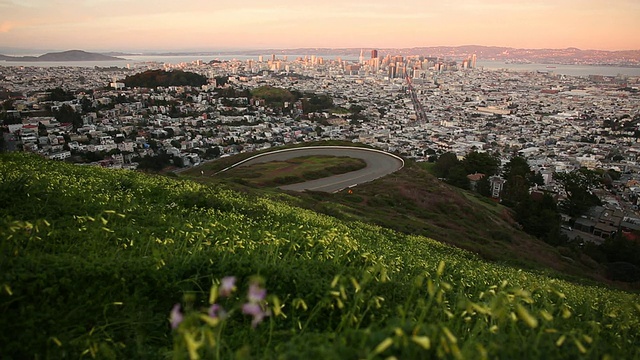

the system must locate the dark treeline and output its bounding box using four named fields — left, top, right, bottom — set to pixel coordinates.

left=123, top=70, right=208, bottom=88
